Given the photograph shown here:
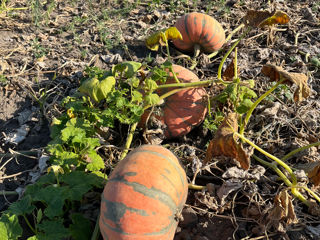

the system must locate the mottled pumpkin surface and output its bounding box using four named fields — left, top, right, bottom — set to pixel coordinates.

left=100, top=145, right=188, bottom=240
left=173, top=12, right=225, bottom=53
left=140, top=65, right=207, bottom=139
